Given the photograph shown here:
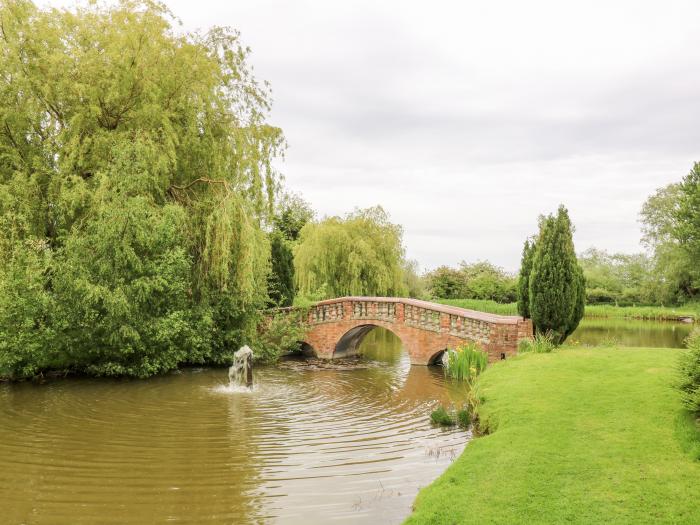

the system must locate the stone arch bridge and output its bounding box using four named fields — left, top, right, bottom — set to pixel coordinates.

left=280, top=297, right=533, bottom=365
